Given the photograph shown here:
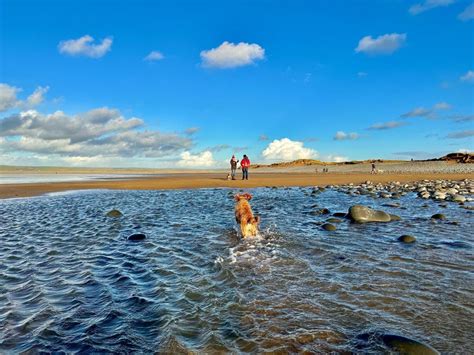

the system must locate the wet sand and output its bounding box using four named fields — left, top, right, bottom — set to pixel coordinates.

left=1, top=171, right=473, bottom=199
